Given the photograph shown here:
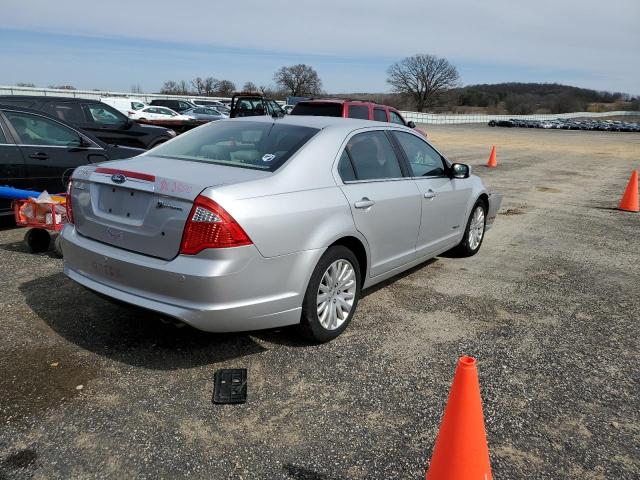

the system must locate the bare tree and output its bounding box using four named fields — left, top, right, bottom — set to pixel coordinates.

left=273, top=64, right=322, bottom=96
left=215, top=80, right=236, bottom=97
left=16, top=82, right=35, bottom=87
left=131, top=84, right=143, bottom=94
left=387, top=54, right=459, bottom=112
left=48, top=84, right=76, bottom=90
left=243, top=81, right=258, bottom=92
left=160, top=81, right=180, bottom=94
left=191, top=77, right=206, bottom=95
